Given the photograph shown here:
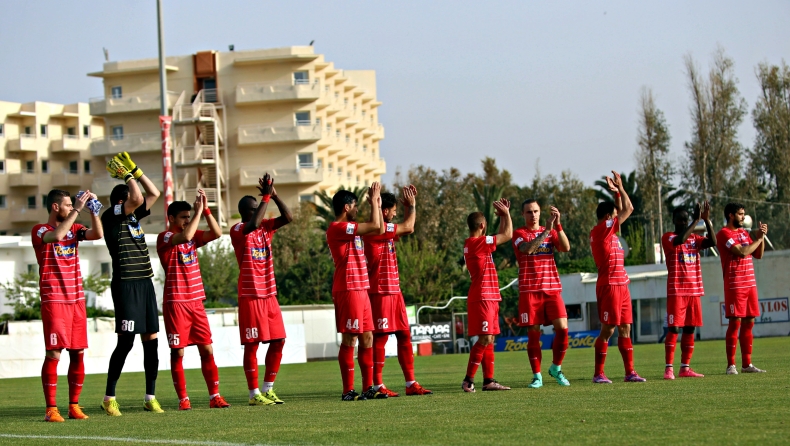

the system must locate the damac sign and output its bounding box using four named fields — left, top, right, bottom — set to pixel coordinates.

left=410, top=322, right=452, bottom=342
